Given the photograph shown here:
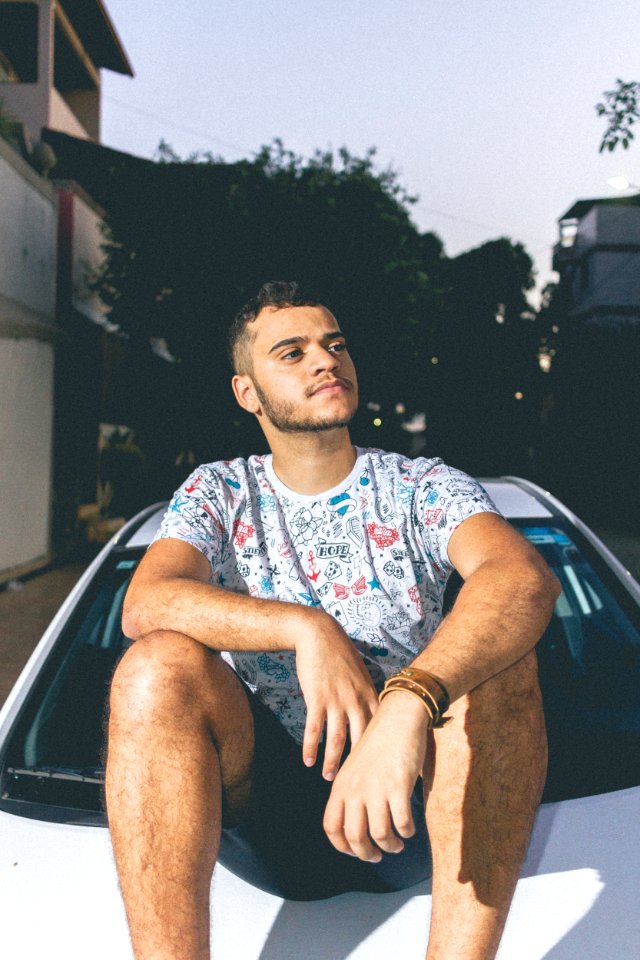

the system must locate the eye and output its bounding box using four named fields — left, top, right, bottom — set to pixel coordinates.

left=282, top=347, right=303, bottom=360
left=328, top=341, right=347, bottom=353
